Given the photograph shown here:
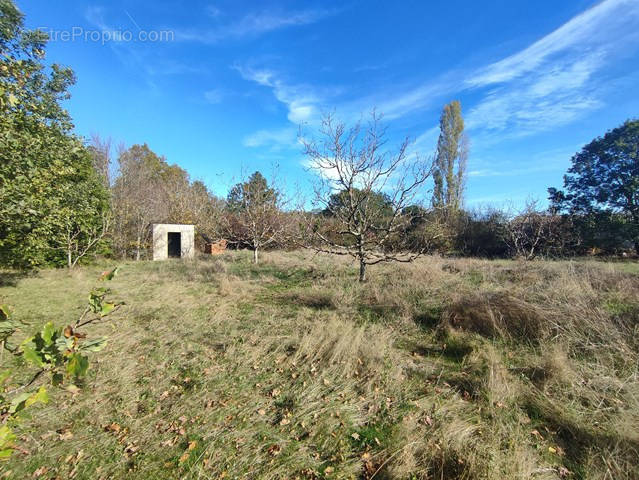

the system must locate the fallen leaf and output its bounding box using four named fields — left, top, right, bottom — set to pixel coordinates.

left=558, top=466, right=572, bottom=478
left=267, top=444, right=281, bottom=456
left=179, top=451, right=190, bottom=463
left=351, top=432, right=360, bottom=441
left=188, top=441, right=197, bottom=451
left=279, top=418, right=290, bottom=426
left=548, top=446, right=557, bottom=454
left=32, top=467, right=48, bottom=478
left=104, top=423, right=121, bottom=433
left=257, top=408, right=266, bottom=416
left=66, top=384, right=80, bottom=395
left=531, top=429, right=543, bottom=440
